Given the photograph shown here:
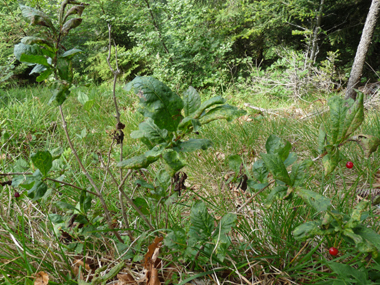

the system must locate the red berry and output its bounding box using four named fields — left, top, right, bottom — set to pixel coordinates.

left=346, top=161, right=354, bottom=169
left=14, top=192, right=20, bottom=198
left=329, top=247, right=338, bottom=256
